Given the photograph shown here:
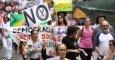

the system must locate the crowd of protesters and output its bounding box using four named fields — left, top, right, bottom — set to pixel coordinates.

left=0, top=0, right=115, bottom=60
